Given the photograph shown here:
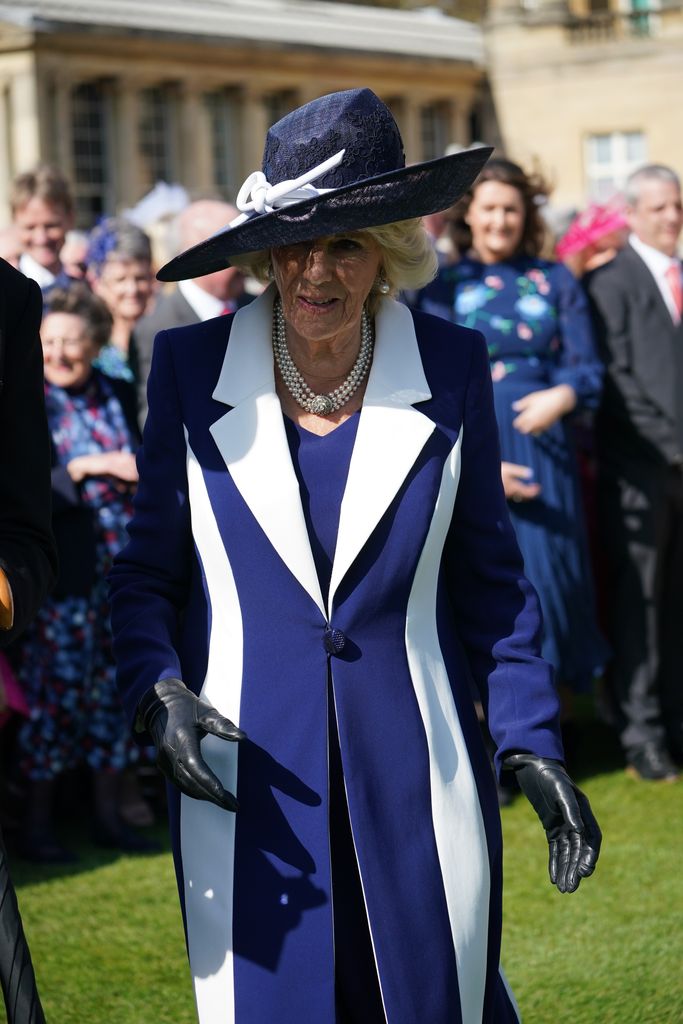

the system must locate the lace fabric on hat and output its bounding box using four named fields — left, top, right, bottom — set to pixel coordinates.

left=264, top=91, right=405, bottom=191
